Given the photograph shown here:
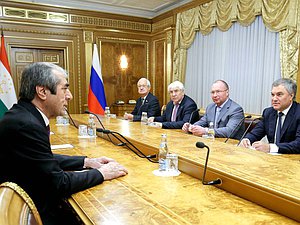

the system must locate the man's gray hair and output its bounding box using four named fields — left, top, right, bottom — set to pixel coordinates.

left=19, top=62, right=67, bottom=101
left=272, top=78, right=297, bottom=100
left=168, top=81, right=185, bottom=92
